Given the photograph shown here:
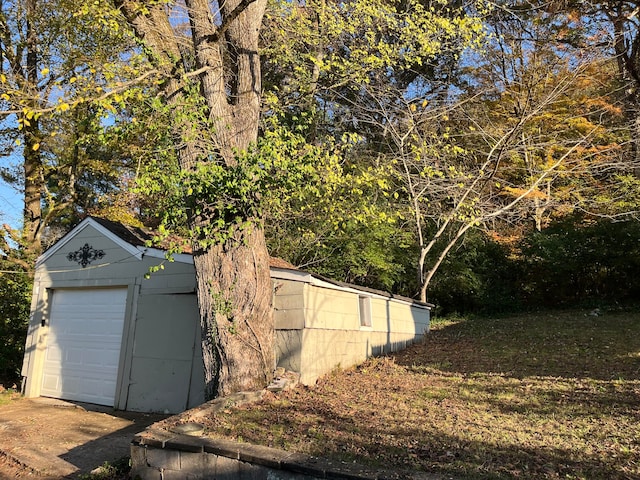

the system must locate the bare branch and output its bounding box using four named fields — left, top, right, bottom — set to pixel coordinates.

left=0, top=68, right=159, bottom=116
